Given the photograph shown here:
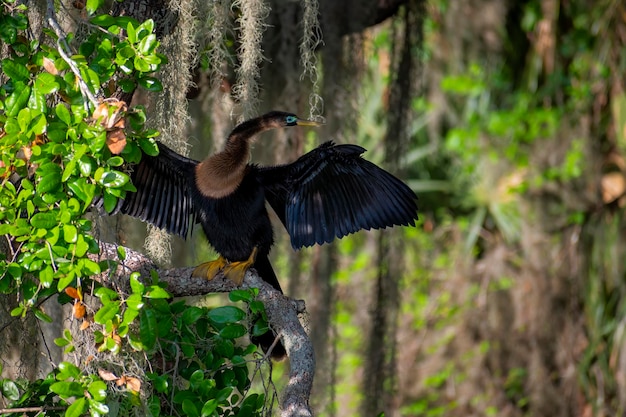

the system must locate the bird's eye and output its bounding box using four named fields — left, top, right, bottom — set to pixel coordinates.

left=285, top=115, right=297, bottom=124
